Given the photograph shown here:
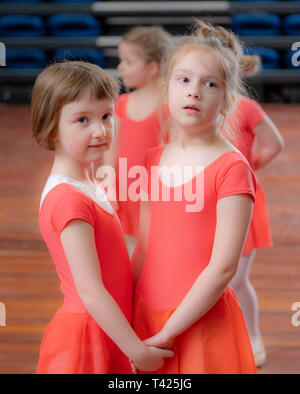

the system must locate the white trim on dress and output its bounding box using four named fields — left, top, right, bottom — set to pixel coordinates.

left=39, top=174, right=114, bottom=215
